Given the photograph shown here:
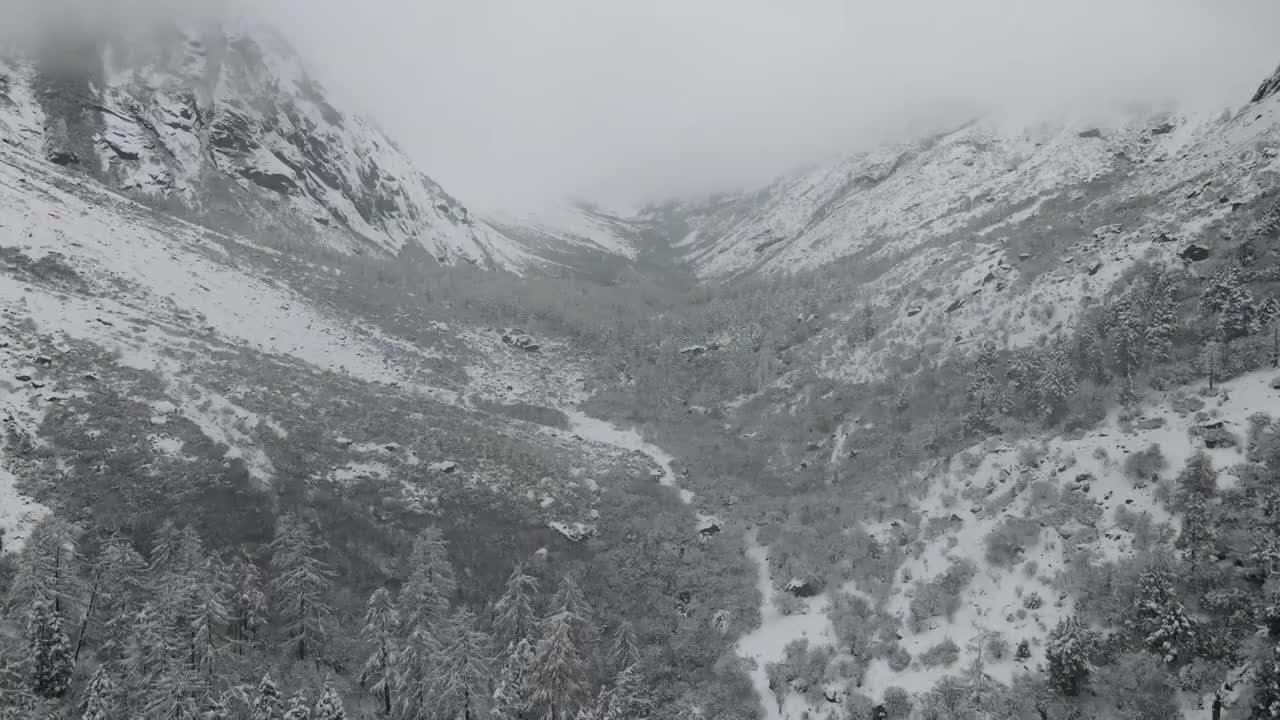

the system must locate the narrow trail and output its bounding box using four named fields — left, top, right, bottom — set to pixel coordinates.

left=562, top=409, right=831, bottom=720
